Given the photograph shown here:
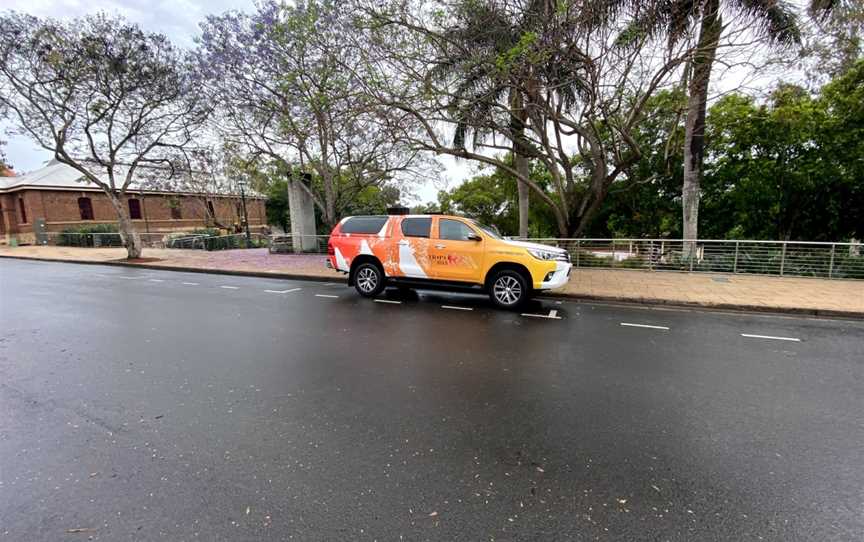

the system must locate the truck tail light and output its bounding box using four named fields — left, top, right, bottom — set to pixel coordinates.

left=327, top=240, right=335, bottom=255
